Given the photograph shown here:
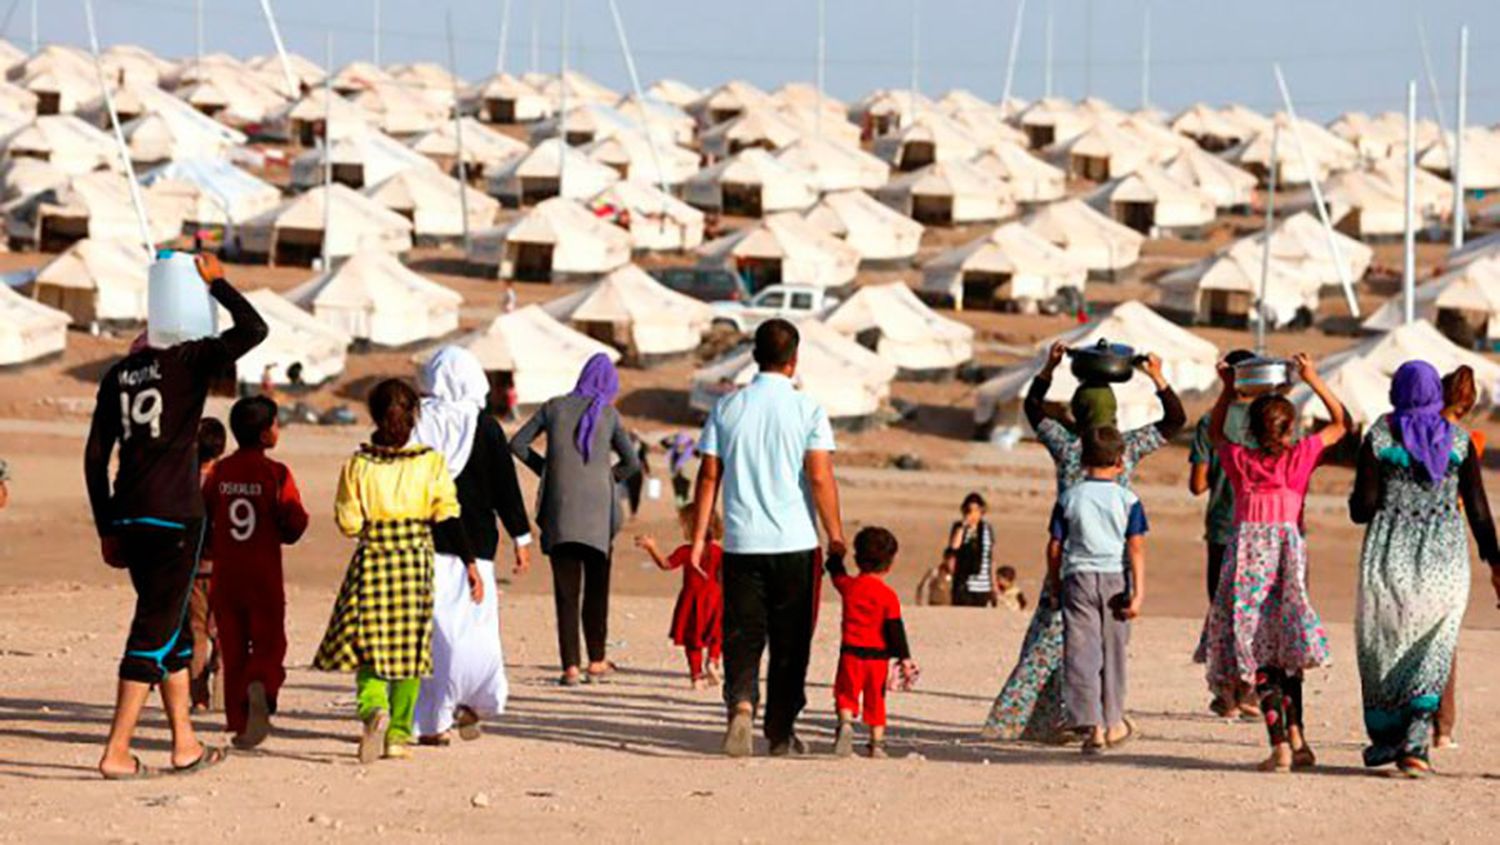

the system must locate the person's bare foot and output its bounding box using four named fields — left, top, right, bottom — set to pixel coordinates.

left=705, top=662, right=721, bottom=686
left=722, top=706, right=753, bottom=758
left=1257, top=742, right=1293, bottom=773
left=1434, top=734, right=1457, bottom=750
left=559, top=667, right=582, bottom=687
left=99, top=750, right=150, bottom=779
left=833, top=722, right=855, bottom=758
left=690, top=677, right=708, bottom=691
